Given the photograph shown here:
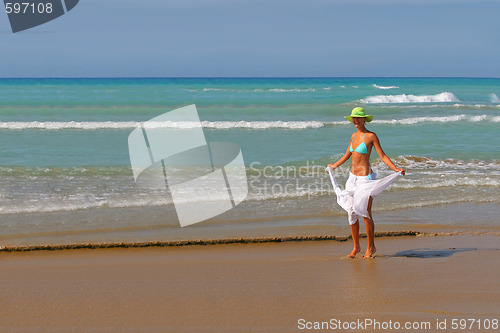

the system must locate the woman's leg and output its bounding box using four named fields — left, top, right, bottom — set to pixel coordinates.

left=348, top=220, right=361, bottom=258
left=362, top=196, right=376, bottom=258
